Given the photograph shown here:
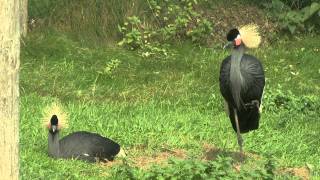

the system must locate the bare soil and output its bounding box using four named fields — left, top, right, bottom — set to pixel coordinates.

left=281, top=167, right=310, bottom=180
